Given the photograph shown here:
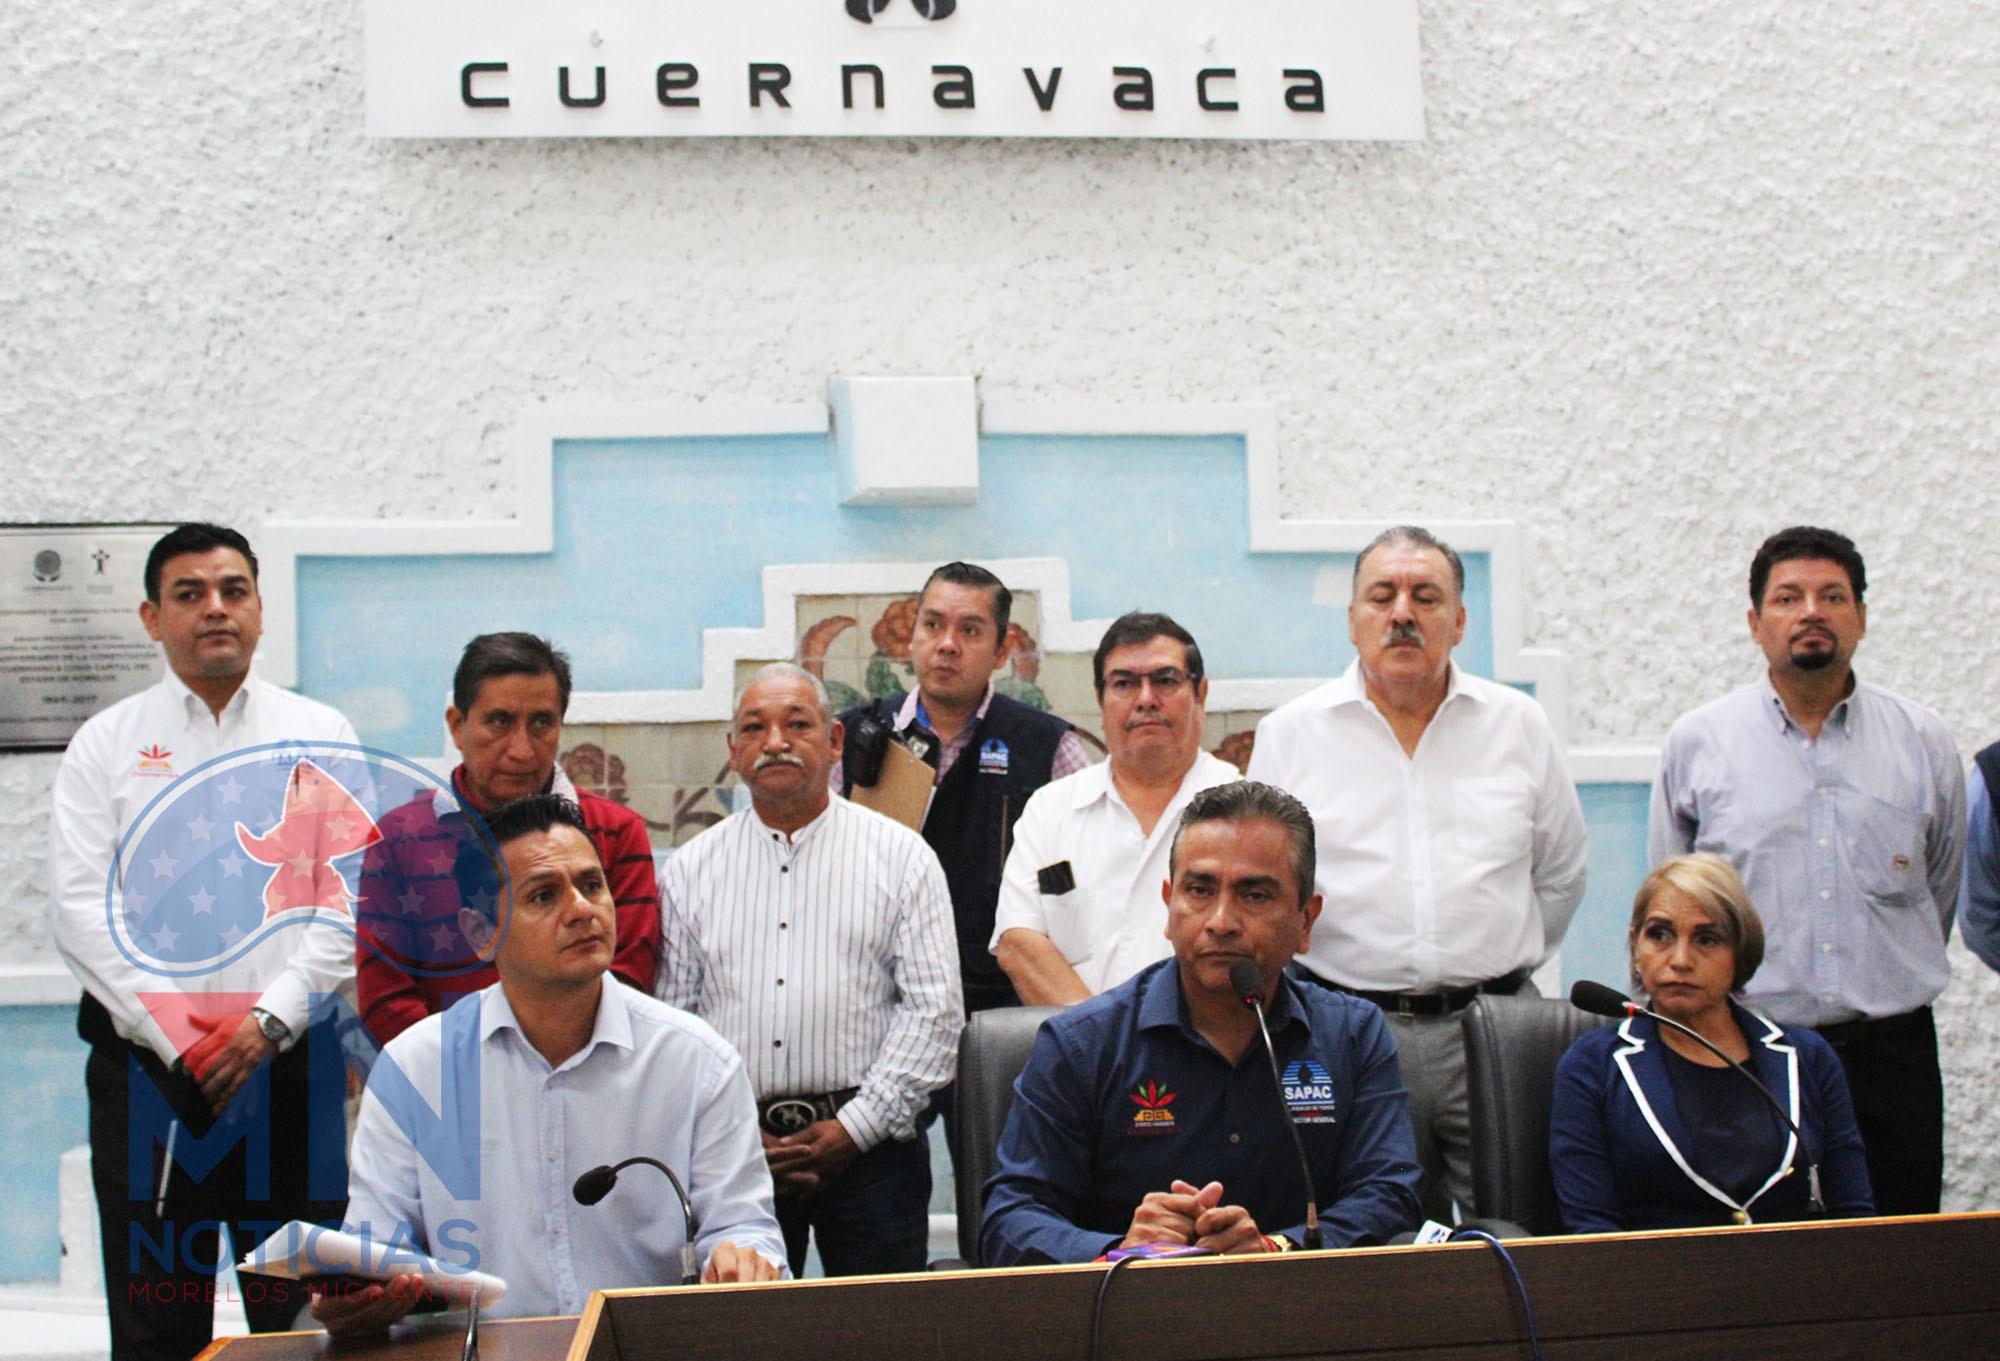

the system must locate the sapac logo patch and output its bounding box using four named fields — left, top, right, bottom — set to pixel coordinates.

left=977, top=738, right=1010, bottom=776
left=1282, top=1059, right=1339, bottom=1125
left=1128, top=1080, right=1177, bottom=1135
